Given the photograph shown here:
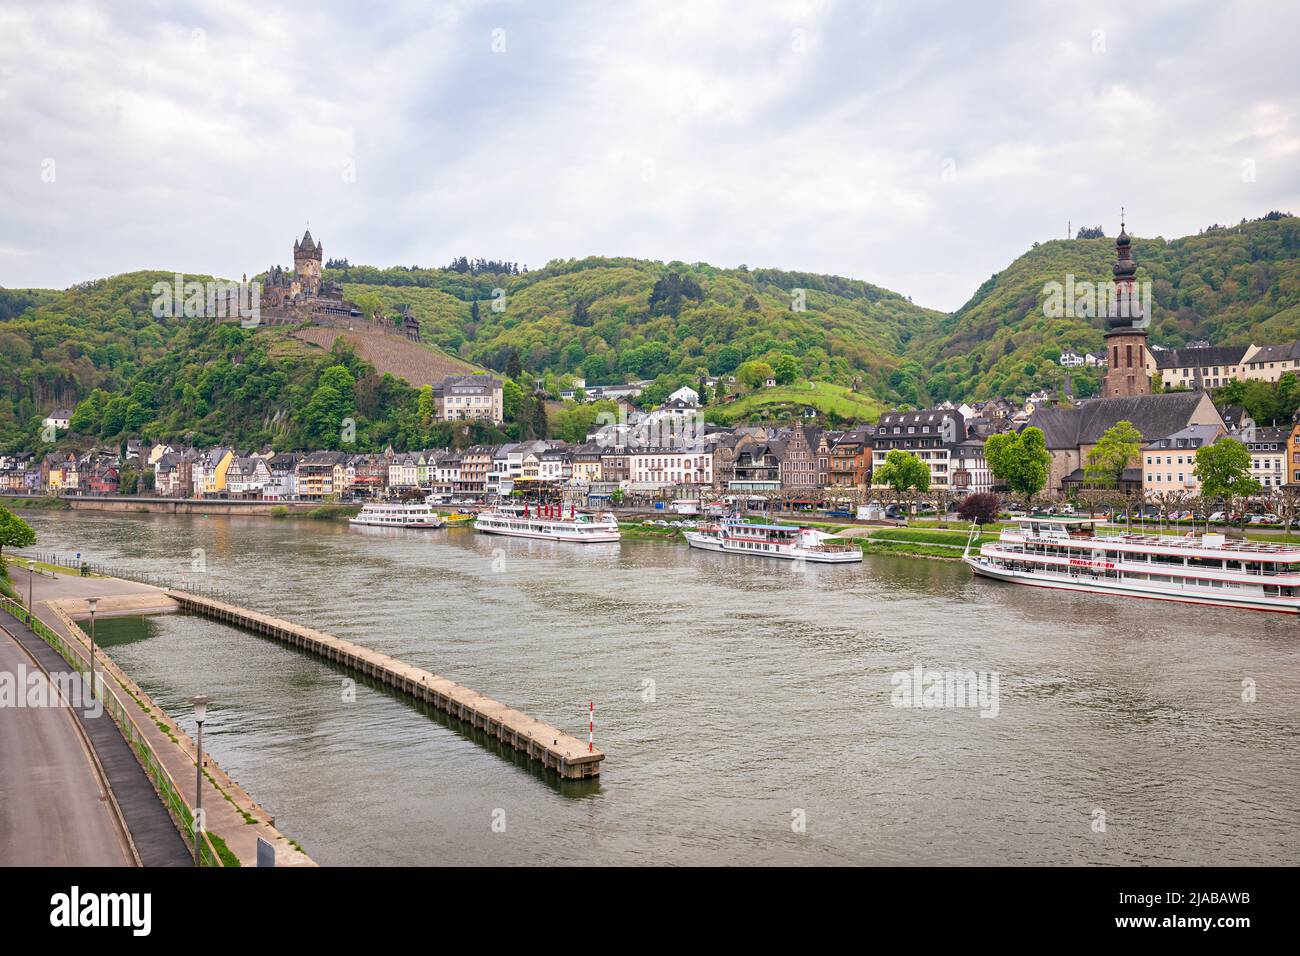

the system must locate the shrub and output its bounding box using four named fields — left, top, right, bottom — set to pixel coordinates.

left=957, top=492, right=1000, bottom=524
